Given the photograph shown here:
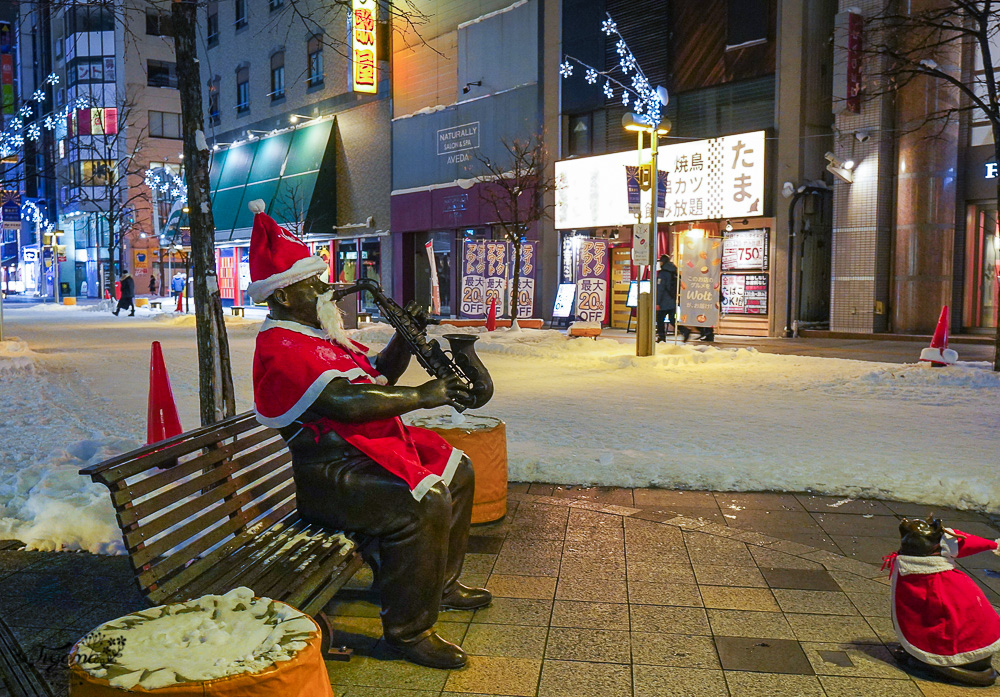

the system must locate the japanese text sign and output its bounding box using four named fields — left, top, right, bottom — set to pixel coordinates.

left=575, top=239, right=608, bottom=323
left=721, top=228, right=768, bottom=271
left=351, top=0, right=377, bottom=94
left=722, top=273, right=768, bottom=314
left=460, top=240, right=487, bottom=318
left=679, top=237, right=722, bottom=328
